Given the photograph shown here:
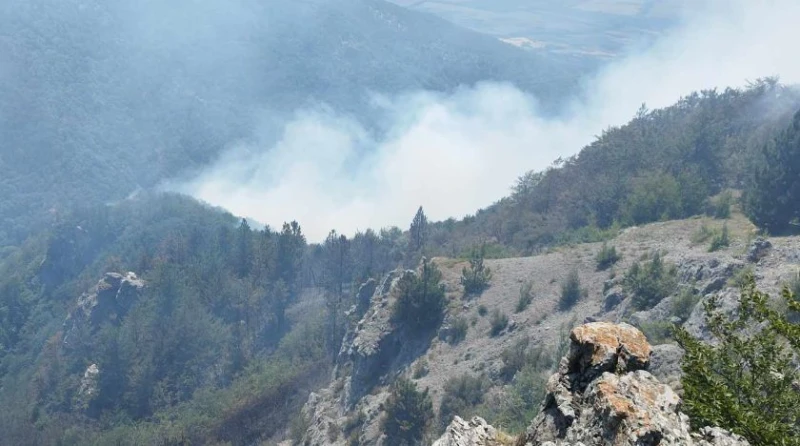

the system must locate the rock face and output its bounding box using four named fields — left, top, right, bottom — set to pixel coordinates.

left=433, top=417, right=502, bottom=446
left=514, top=322, right=748, bottom=446
left=63, top=272, right=145, bottom=346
